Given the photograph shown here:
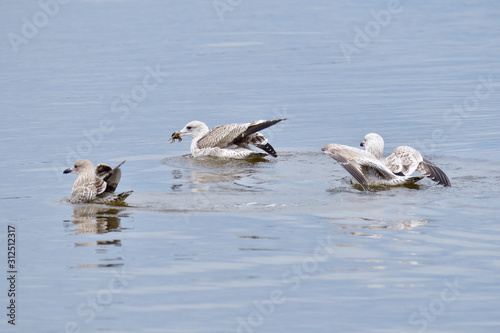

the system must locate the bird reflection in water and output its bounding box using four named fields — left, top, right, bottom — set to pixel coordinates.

left=67, top=205, right=129, bottom=235
left=171, top=169, right=254, bottom=192
left=165, top=154, right=267, bottom=192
